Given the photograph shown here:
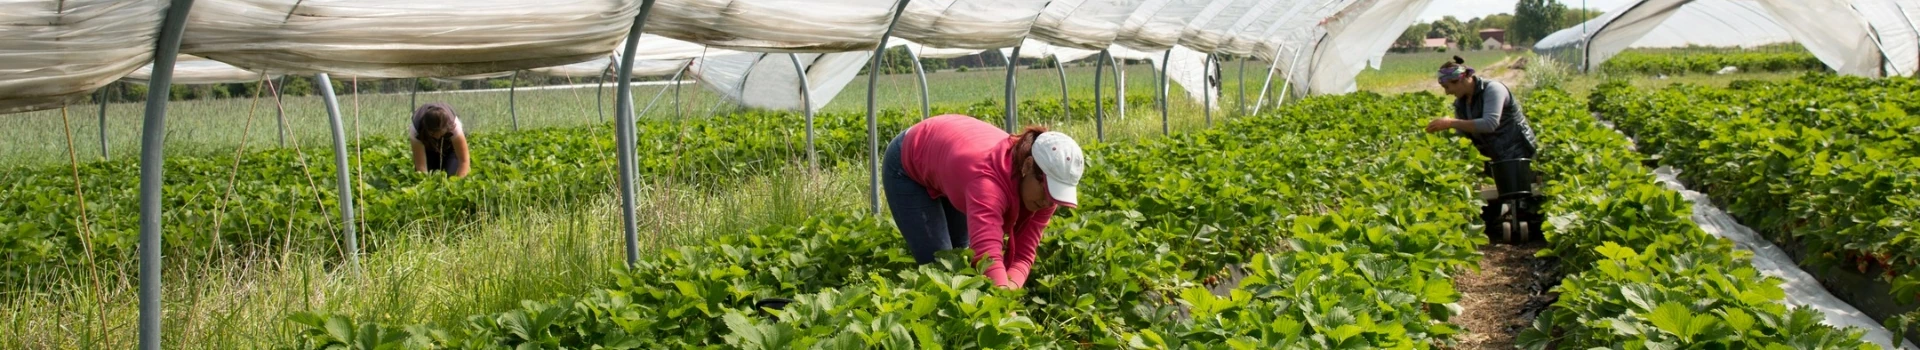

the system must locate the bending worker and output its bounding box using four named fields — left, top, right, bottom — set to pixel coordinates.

left=883, top=115, right=1087, bottom=290
left=408, top=103, right=472, bottom=177
left=1423, top=56, right=1536, bottom=159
